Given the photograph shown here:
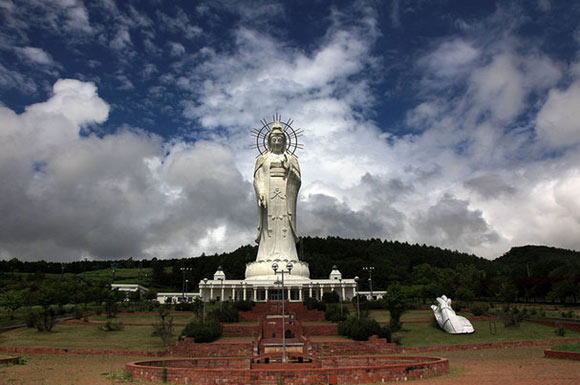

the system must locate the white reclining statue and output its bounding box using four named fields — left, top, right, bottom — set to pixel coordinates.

left=431, top=295, right=475, bottom=334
